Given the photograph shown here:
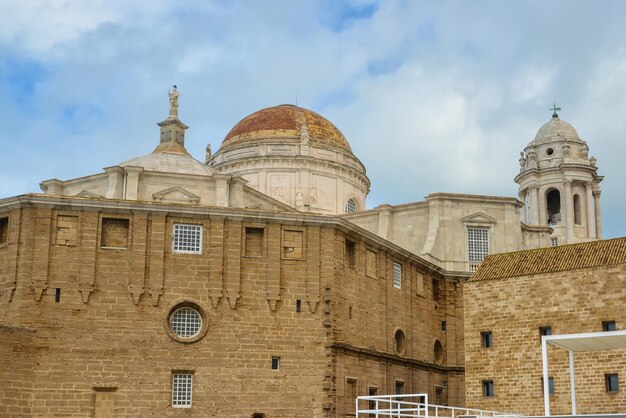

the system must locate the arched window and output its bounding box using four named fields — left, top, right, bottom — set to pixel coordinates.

left=573, top=194, right=582, bottom=225
left=546, top=189, right=561, bottom=225
left=345, top=198, right=357, bottom=213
